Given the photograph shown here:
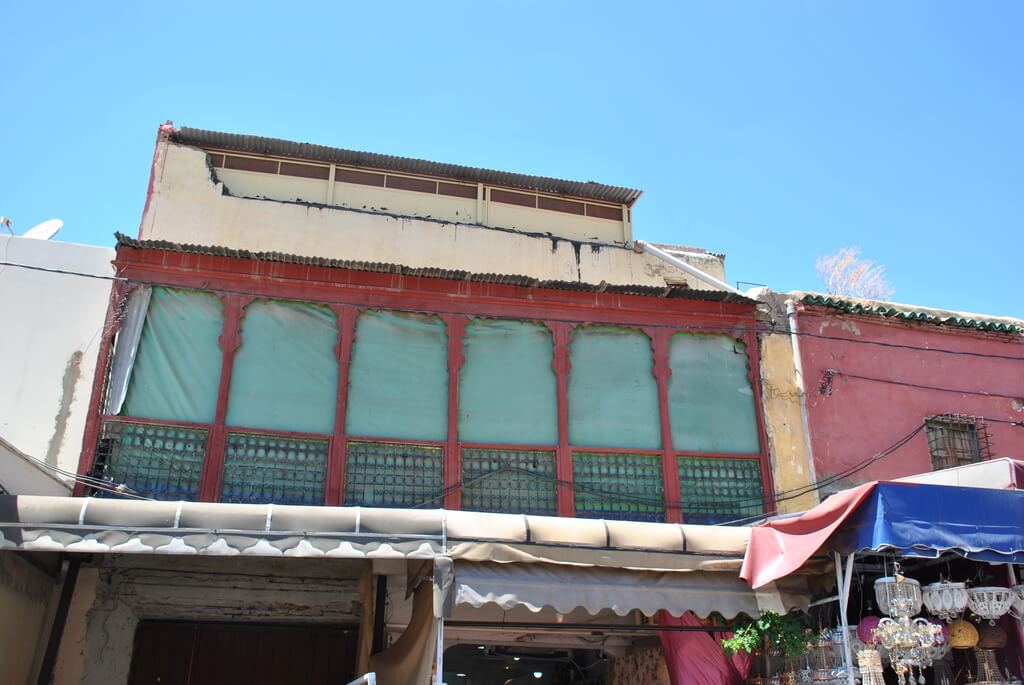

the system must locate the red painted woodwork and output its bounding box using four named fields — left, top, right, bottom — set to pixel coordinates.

left=795, top=304, right=1024, bottom=488
left=652, top=330, right=682, bottom=522
left=744, top=330, right=777, bottom=516
left=113, top=245, right=753, bottom=330
left=443, top=315, right=468, bottom=509
left=198, top=295, right=248, bottom=502
left=326, top=306, right=358, bottom=505
left=77, top=244, right=774, bottom=519
left=74, top=281, right=129, bottom=496
left=551, top=323, right=575, bottom=517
